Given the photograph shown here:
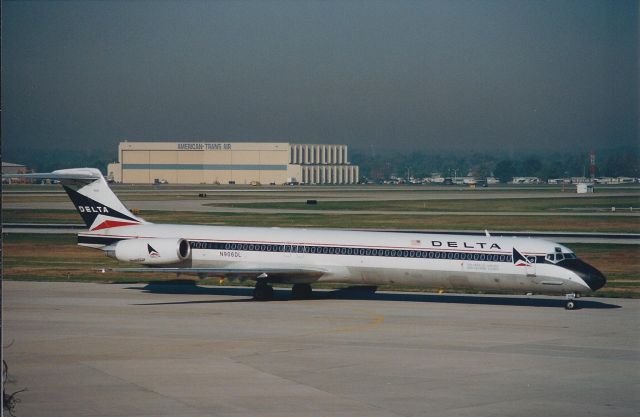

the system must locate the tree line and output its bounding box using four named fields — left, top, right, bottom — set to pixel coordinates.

left=351, top=147, right=640, bottom=182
